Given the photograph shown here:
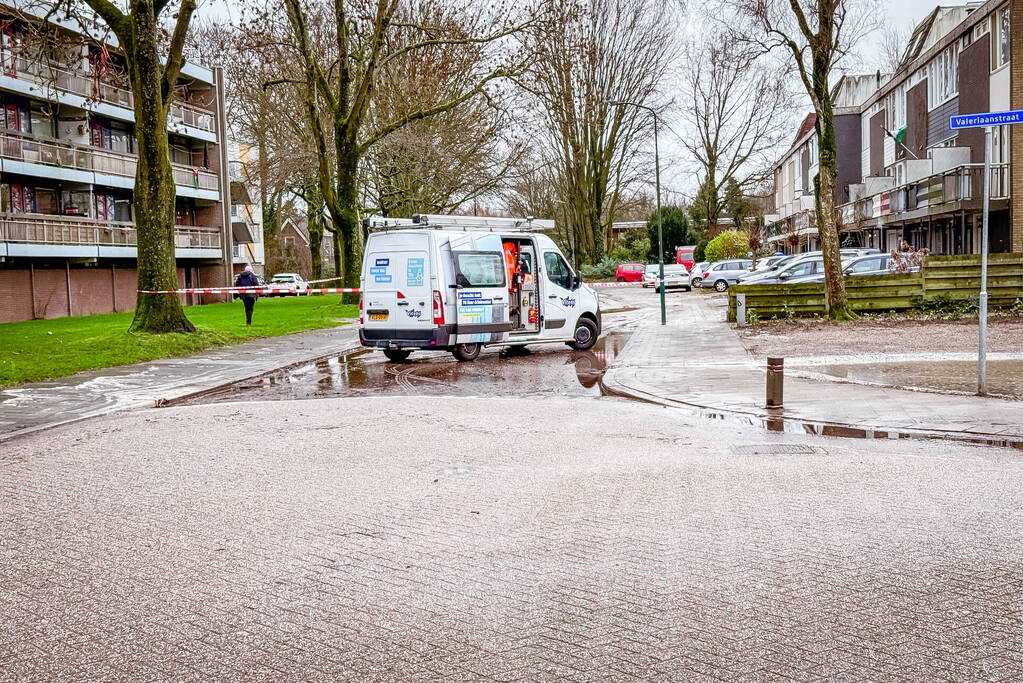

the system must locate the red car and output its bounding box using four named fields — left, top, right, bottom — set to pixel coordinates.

left=615, top=263, right=645, bottom=282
